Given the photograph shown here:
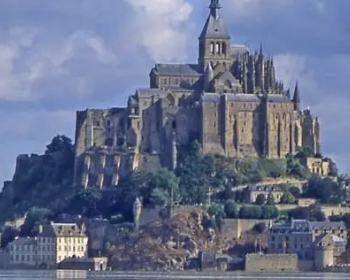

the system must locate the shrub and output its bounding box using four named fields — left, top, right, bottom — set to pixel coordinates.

left=224, top=200, right=238, bottom=218
left=256, top=194, right=266, bottom=205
